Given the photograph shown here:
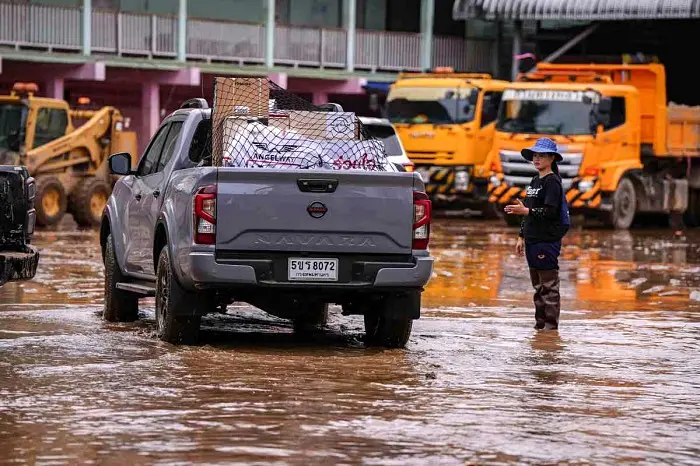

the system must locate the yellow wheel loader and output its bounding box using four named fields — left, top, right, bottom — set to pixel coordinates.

left=0, top=82, right=137, bottom=227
